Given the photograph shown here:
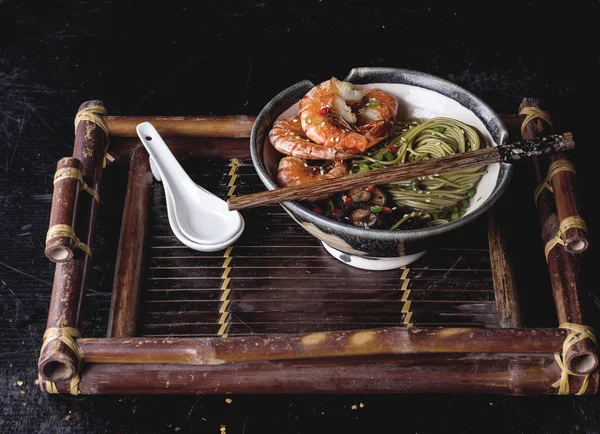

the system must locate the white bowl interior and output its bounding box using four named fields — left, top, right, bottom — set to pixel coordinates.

left=272, top=82, right=500, bottom=217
